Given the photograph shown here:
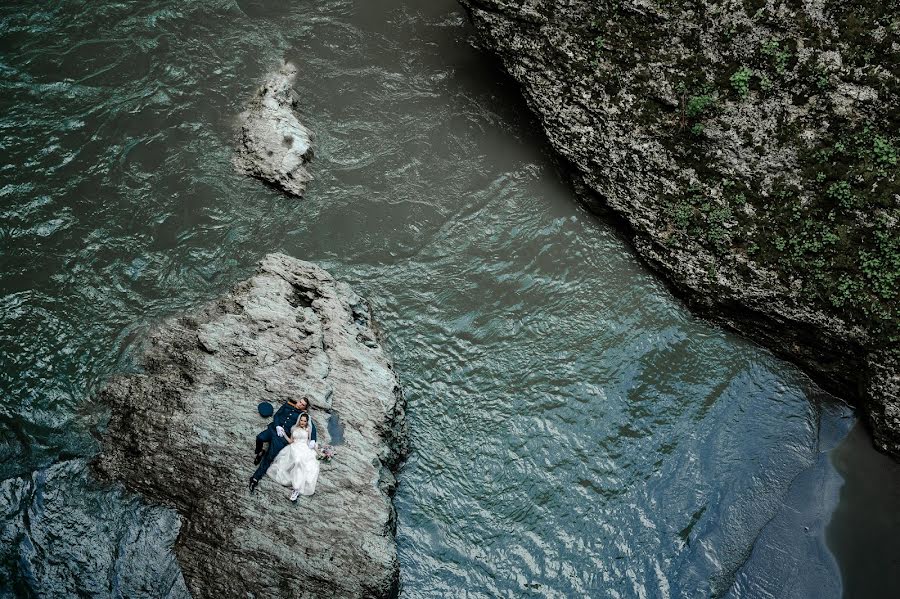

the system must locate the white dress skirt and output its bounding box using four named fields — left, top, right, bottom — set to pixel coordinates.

left=267, top=426, right=319, bottom=495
